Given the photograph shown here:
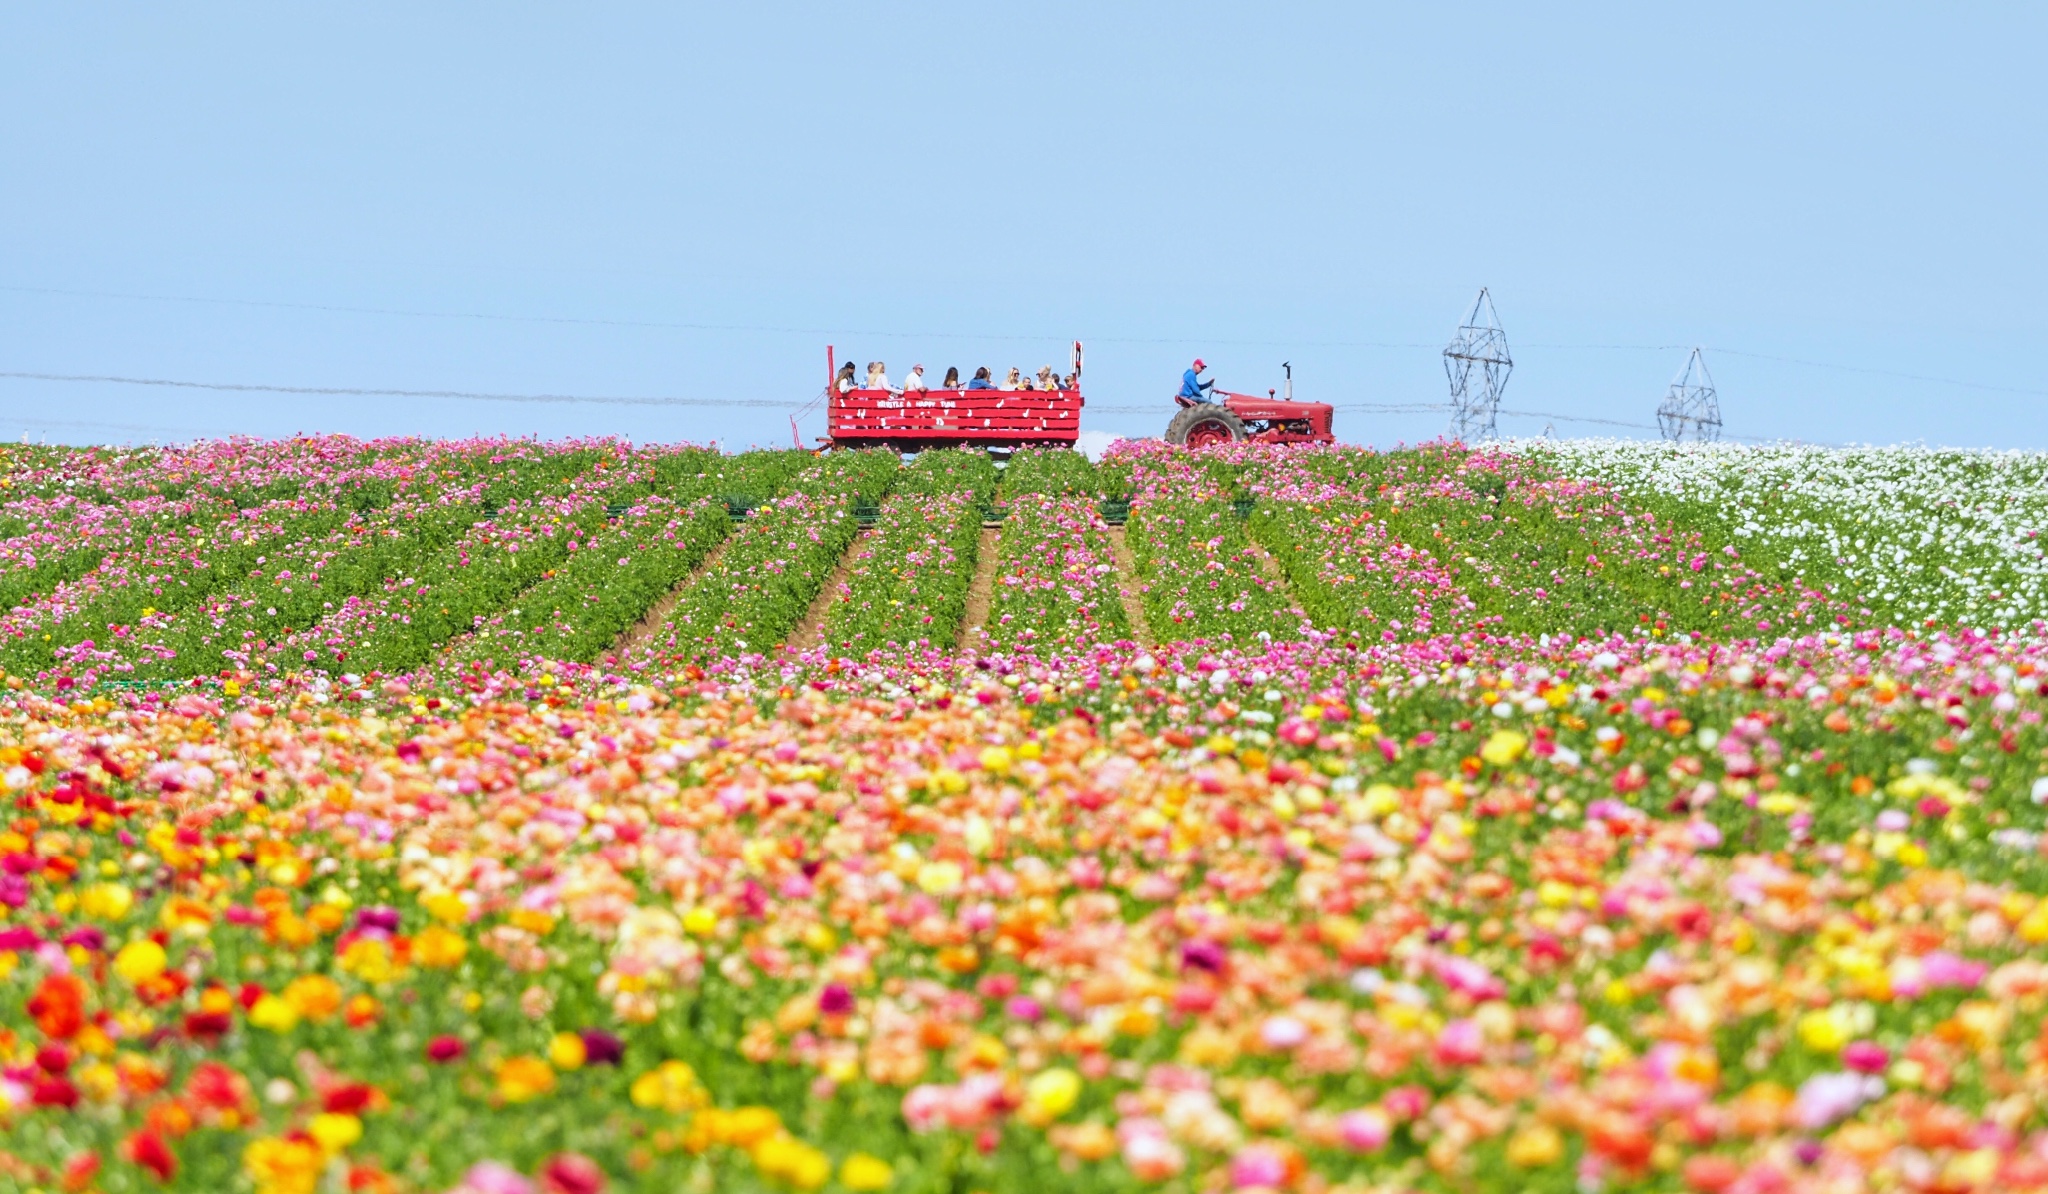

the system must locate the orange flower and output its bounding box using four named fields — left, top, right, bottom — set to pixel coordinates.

left=495, top=1055, right=556, bottom=1103
left=28, top=973, right=88, bottom=1039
